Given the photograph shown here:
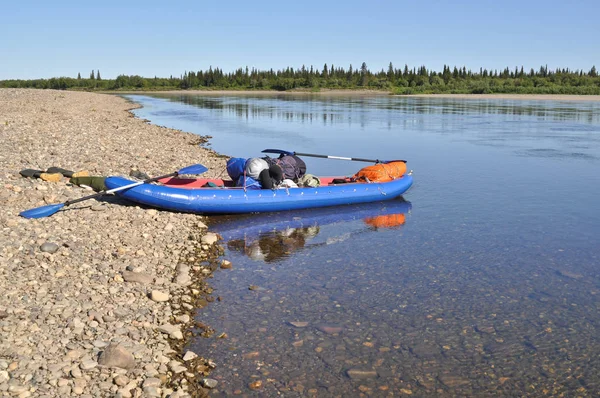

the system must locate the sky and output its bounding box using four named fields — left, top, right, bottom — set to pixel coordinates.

left=1, top=0, right=599, bottom=80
